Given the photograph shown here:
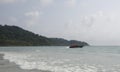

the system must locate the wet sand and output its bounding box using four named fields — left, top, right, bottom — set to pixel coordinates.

left=0, top=53, right=52, bottom=72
